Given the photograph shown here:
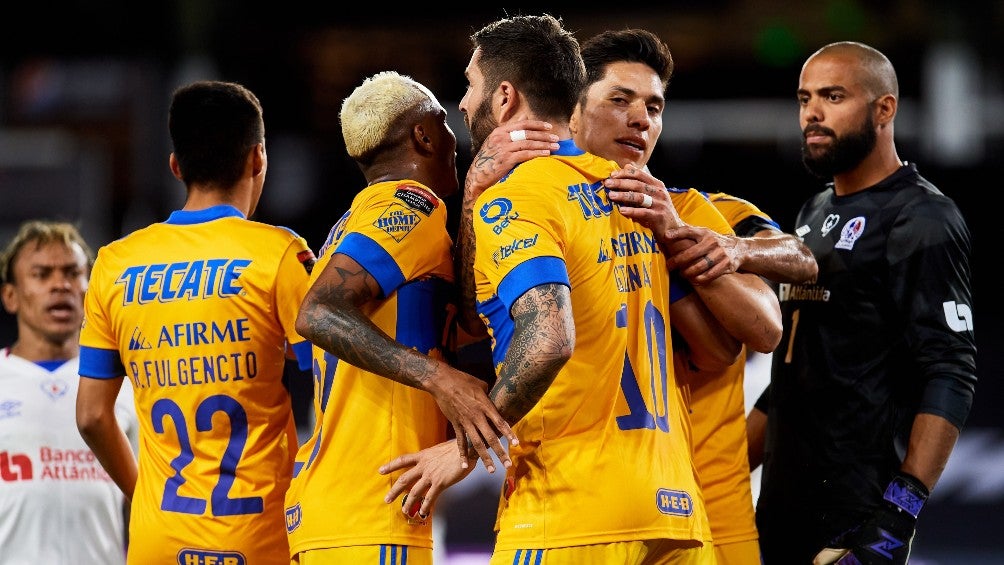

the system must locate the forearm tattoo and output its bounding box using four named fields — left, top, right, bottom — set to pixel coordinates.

left=467, top=139, right=506, bottom=192
left=301, top=263, right=436, bottom=388
left=491, top=283, right=573, bottom=423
